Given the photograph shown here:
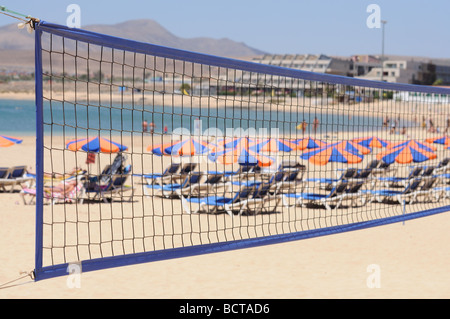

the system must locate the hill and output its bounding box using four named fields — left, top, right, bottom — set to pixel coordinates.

left=0, top=19, right=266, bottom=72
